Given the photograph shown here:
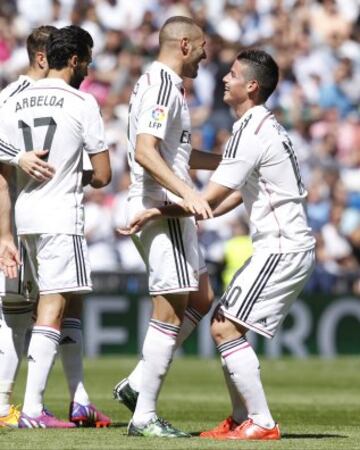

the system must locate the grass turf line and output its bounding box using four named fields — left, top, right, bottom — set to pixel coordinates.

left=0, top=356, right=359, bottom=449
